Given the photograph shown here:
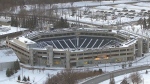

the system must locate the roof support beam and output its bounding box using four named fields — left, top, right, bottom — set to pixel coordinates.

left=63, top=39, right=70, bottom=48
left=44, top=41, right=49, bottom=46
left=92, top=39, right=98, bottom=48
left=102, top=40, right=112, bottom=48
left=86, top=39, right=92, bottom=48
left=57, top=40, right=64, bottom=49
left=51, top=41, right=58, bottom=49
left=69, top=39, right=76, bottom=49
left=80, top=38, right=87, bottom=48
left=98, top=39, right=104, bottom=48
